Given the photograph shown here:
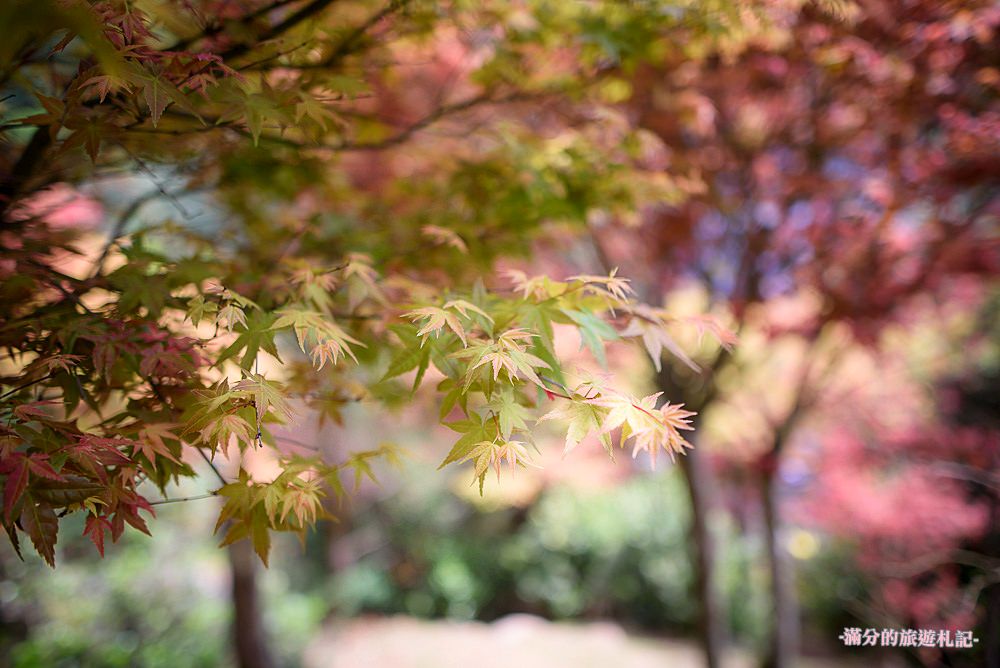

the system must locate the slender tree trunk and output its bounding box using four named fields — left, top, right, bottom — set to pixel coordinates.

left=230, top=539, right=276, bottom=668
left=679, top=445, right=725, bottom=668
left=760, top=470, right=797, bottom=668
left=653, top=359, right=727, bottom=668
